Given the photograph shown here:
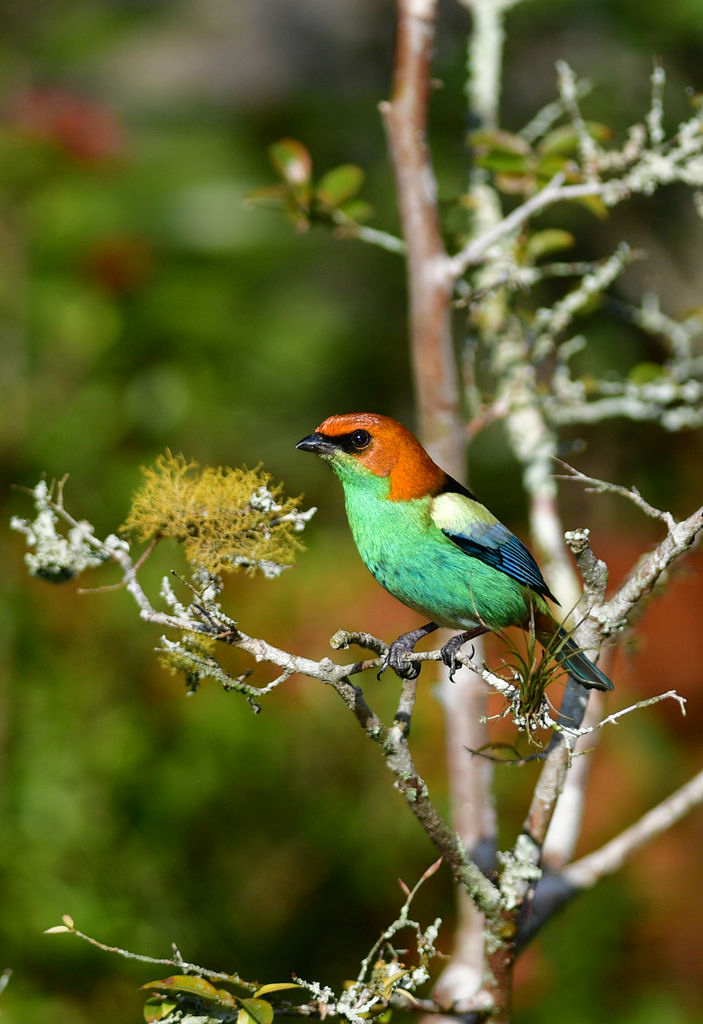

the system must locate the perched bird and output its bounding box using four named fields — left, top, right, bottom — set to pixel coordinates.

left=296, top=412, right=612, bottom=691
